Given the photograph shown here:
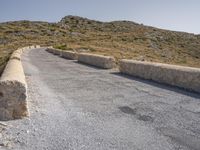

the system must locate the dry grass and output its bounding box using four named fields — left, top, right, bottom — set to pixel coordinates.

left=0, top=16, right=200, bottom=75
